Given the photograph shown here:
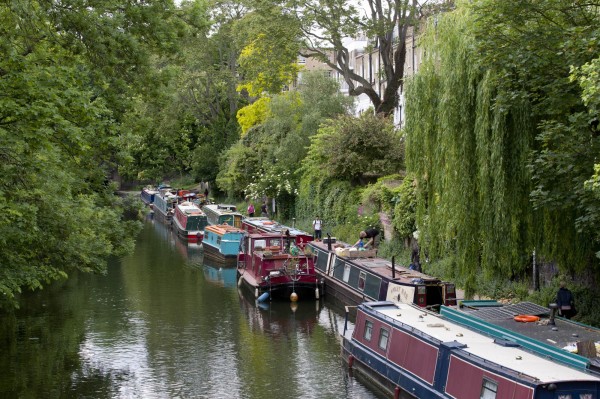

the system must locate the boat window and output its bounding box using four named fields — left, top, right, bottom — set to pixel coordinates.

left=270, top=239, right=281, bottom=247
left=480, top=378, right=497, bottom=399
left=254, top=240, right=267, bottom=250
left=579, top=395, right=593, bottom=399
left=343, top=264, right=351, bottom=283
left=364, top=320, right=373, bottom=341
left=557, top=396, right=572, bottom=399
left=358, top=272, right=366, bottom=291
left=378, top=328, right=389, bottom=350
